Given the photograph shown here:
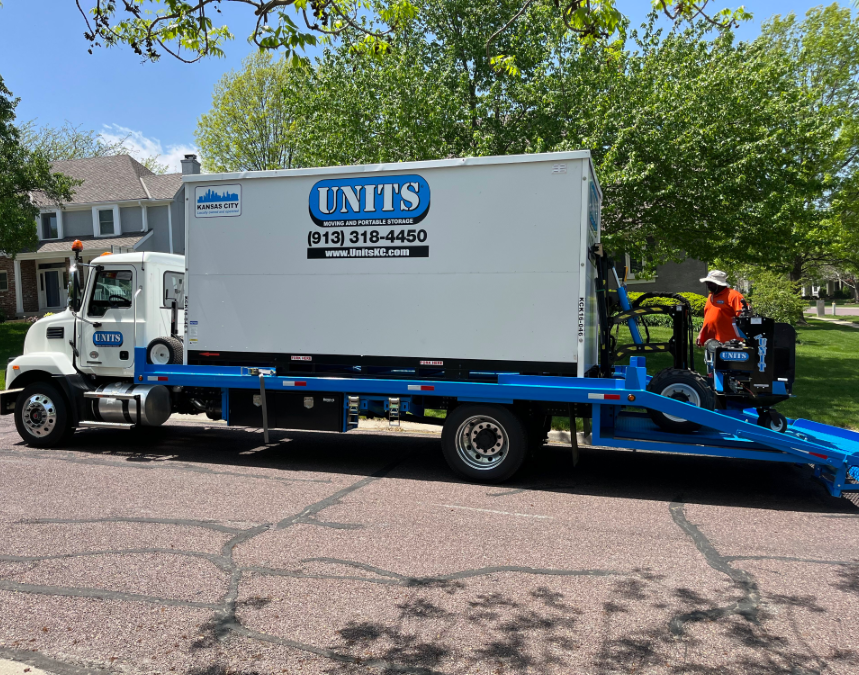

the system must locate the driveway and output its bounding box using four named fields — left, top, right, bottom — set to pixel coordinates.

left=0, top=416, right=857, bottom=675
